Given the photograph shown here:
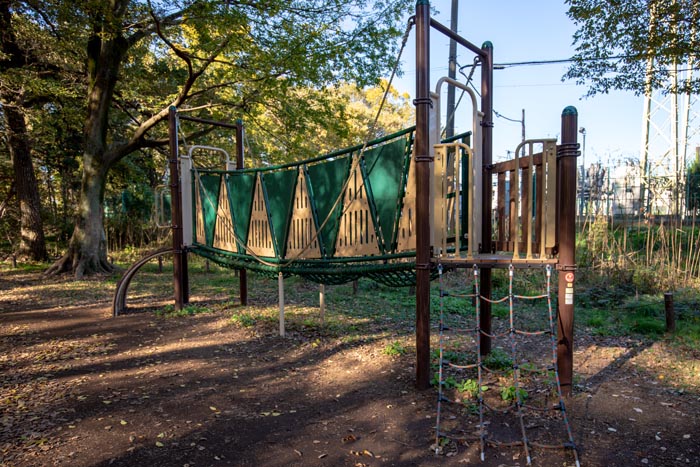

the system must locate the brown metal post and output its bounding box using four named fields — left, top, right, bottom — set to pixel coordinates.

left=168, top=106, right=187, bottom=310
left=414, top=0, right=432, bottom=390
left=235, top=119, right=248, bottom=306
left=479, top=41, right=494, bottom=355
left=557, top=106, right=579, bottom=397
left=664, top=292, right=675, bottom=333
